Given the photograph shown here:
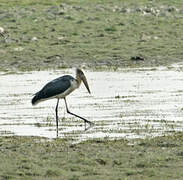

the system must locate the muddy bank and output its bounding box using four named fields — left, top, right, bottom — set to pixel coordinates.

left=1, top=133, right=183, bottom=179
